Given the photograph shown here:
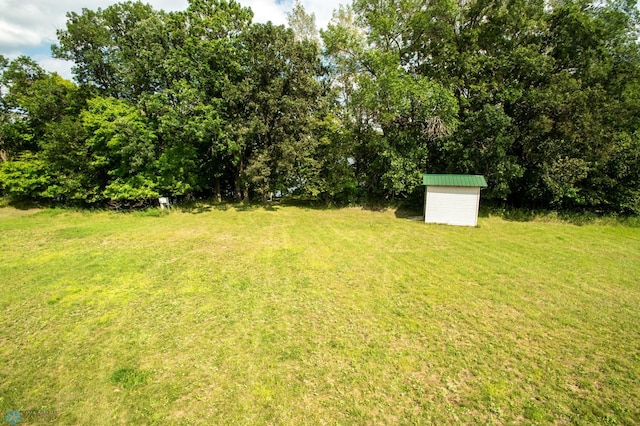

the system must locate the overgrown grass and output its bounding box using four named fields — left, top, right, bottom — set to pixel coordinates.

left=1, top=204, right=639, bottom=424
